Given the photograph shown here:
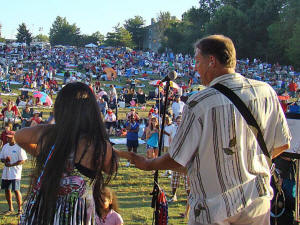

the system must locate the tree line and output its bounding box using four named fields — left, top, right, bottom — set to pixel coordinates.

left=160, top=0, right=300, bottom=69
left=8, top=0, right=300, bottom=68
